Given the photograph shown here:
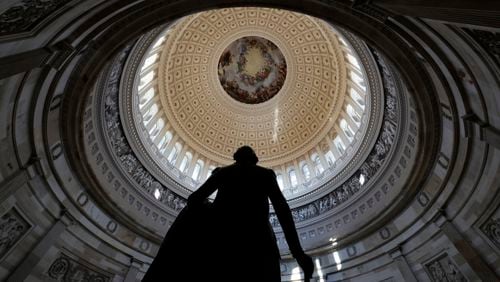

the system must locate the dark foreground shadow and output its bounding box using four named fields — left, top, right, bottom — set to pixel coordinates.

left=142, top=146, right=313, bottom=282
left=142, top=200, right=213, bottom=282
